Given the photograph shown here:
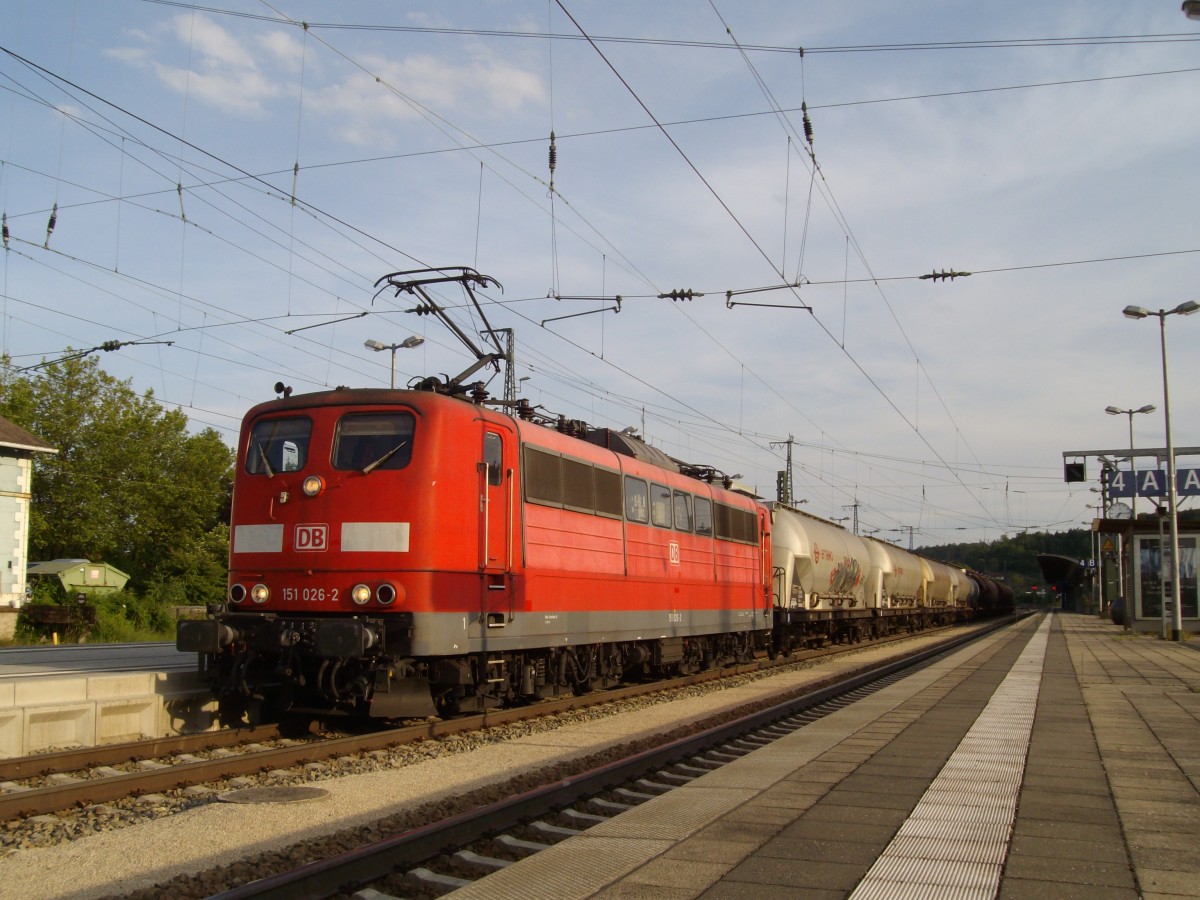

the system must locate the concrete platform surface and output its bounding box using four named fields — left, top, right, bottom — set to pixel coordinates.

left=446, top=613, right=1200, bottom=899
